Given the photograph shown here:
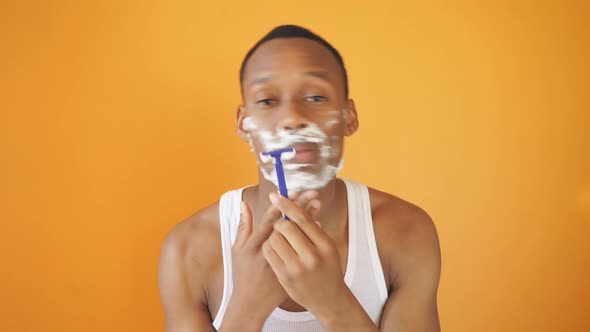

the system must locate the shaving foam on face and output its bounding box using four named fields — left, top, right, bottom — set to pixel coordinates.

left=243, top=117, right=258, bottom=153
left=261, top=159, right=344, bottom=192
left=242, top=117, right=258, bottom=131
left=242, top=109, right=347, bottom=191
left=324, top=109, right=343, bottom=129
left=255, top=123, right=344, bottom=191
left=325, top=119, right=339, bottom=128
